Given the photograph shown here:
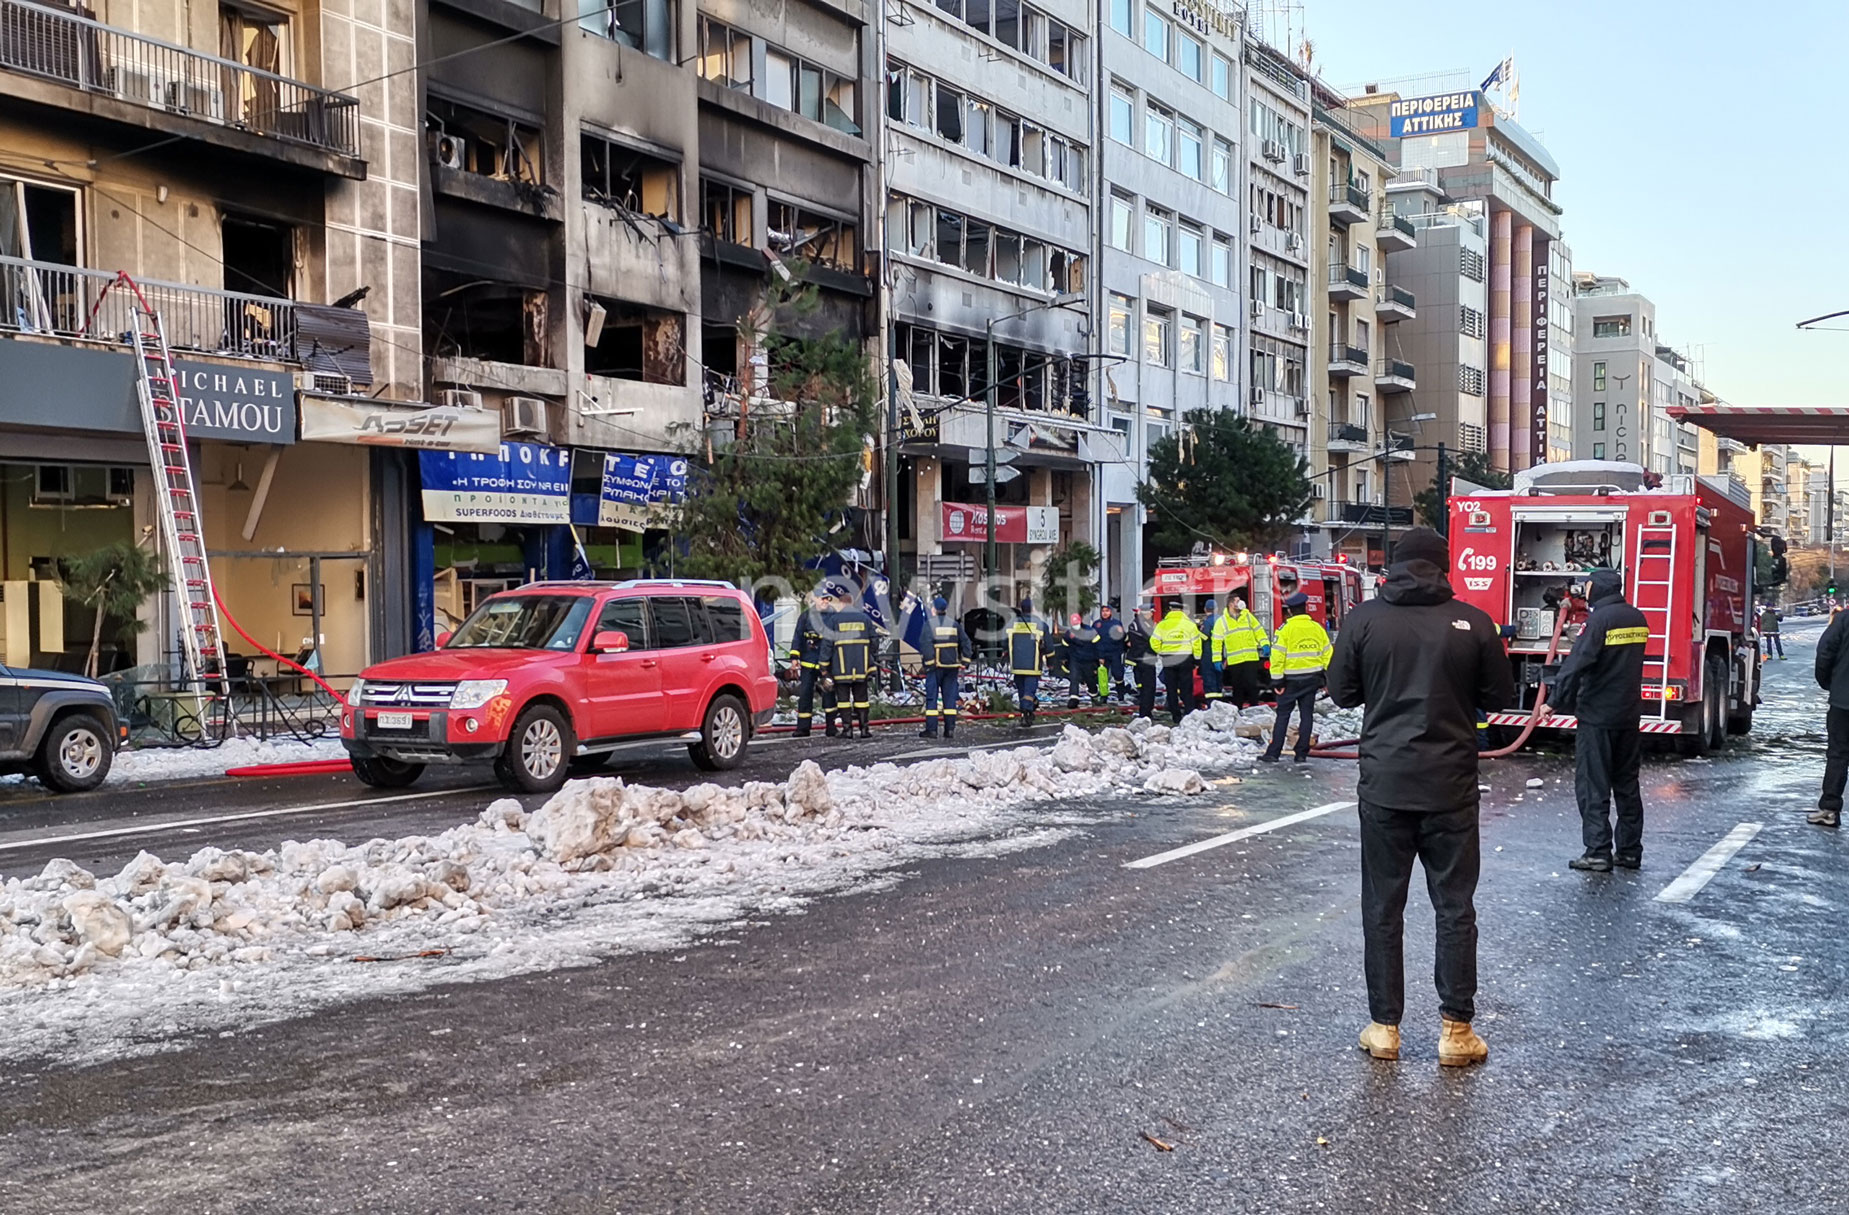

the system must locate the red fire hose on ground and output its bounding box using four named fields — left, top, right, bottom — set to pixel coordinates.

left=1306, top=592, right=1591, bottom=762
